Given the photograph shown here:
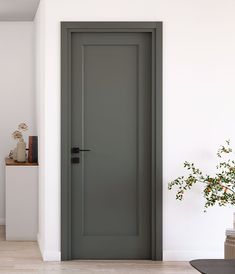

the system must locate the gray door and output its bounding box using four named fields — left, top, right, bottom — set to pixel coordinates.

left=71, top=32, right=151, bottom=259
